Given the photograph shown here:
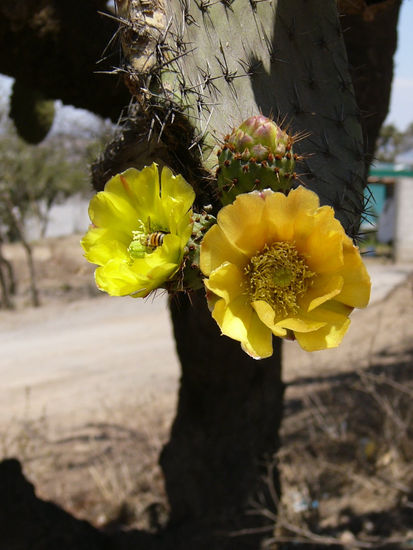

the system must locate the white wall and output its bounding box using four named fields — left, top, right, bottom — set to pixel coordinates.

left=25, top=194, right=91, bottom=240
left=394, top=177, right=413, bottom=262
